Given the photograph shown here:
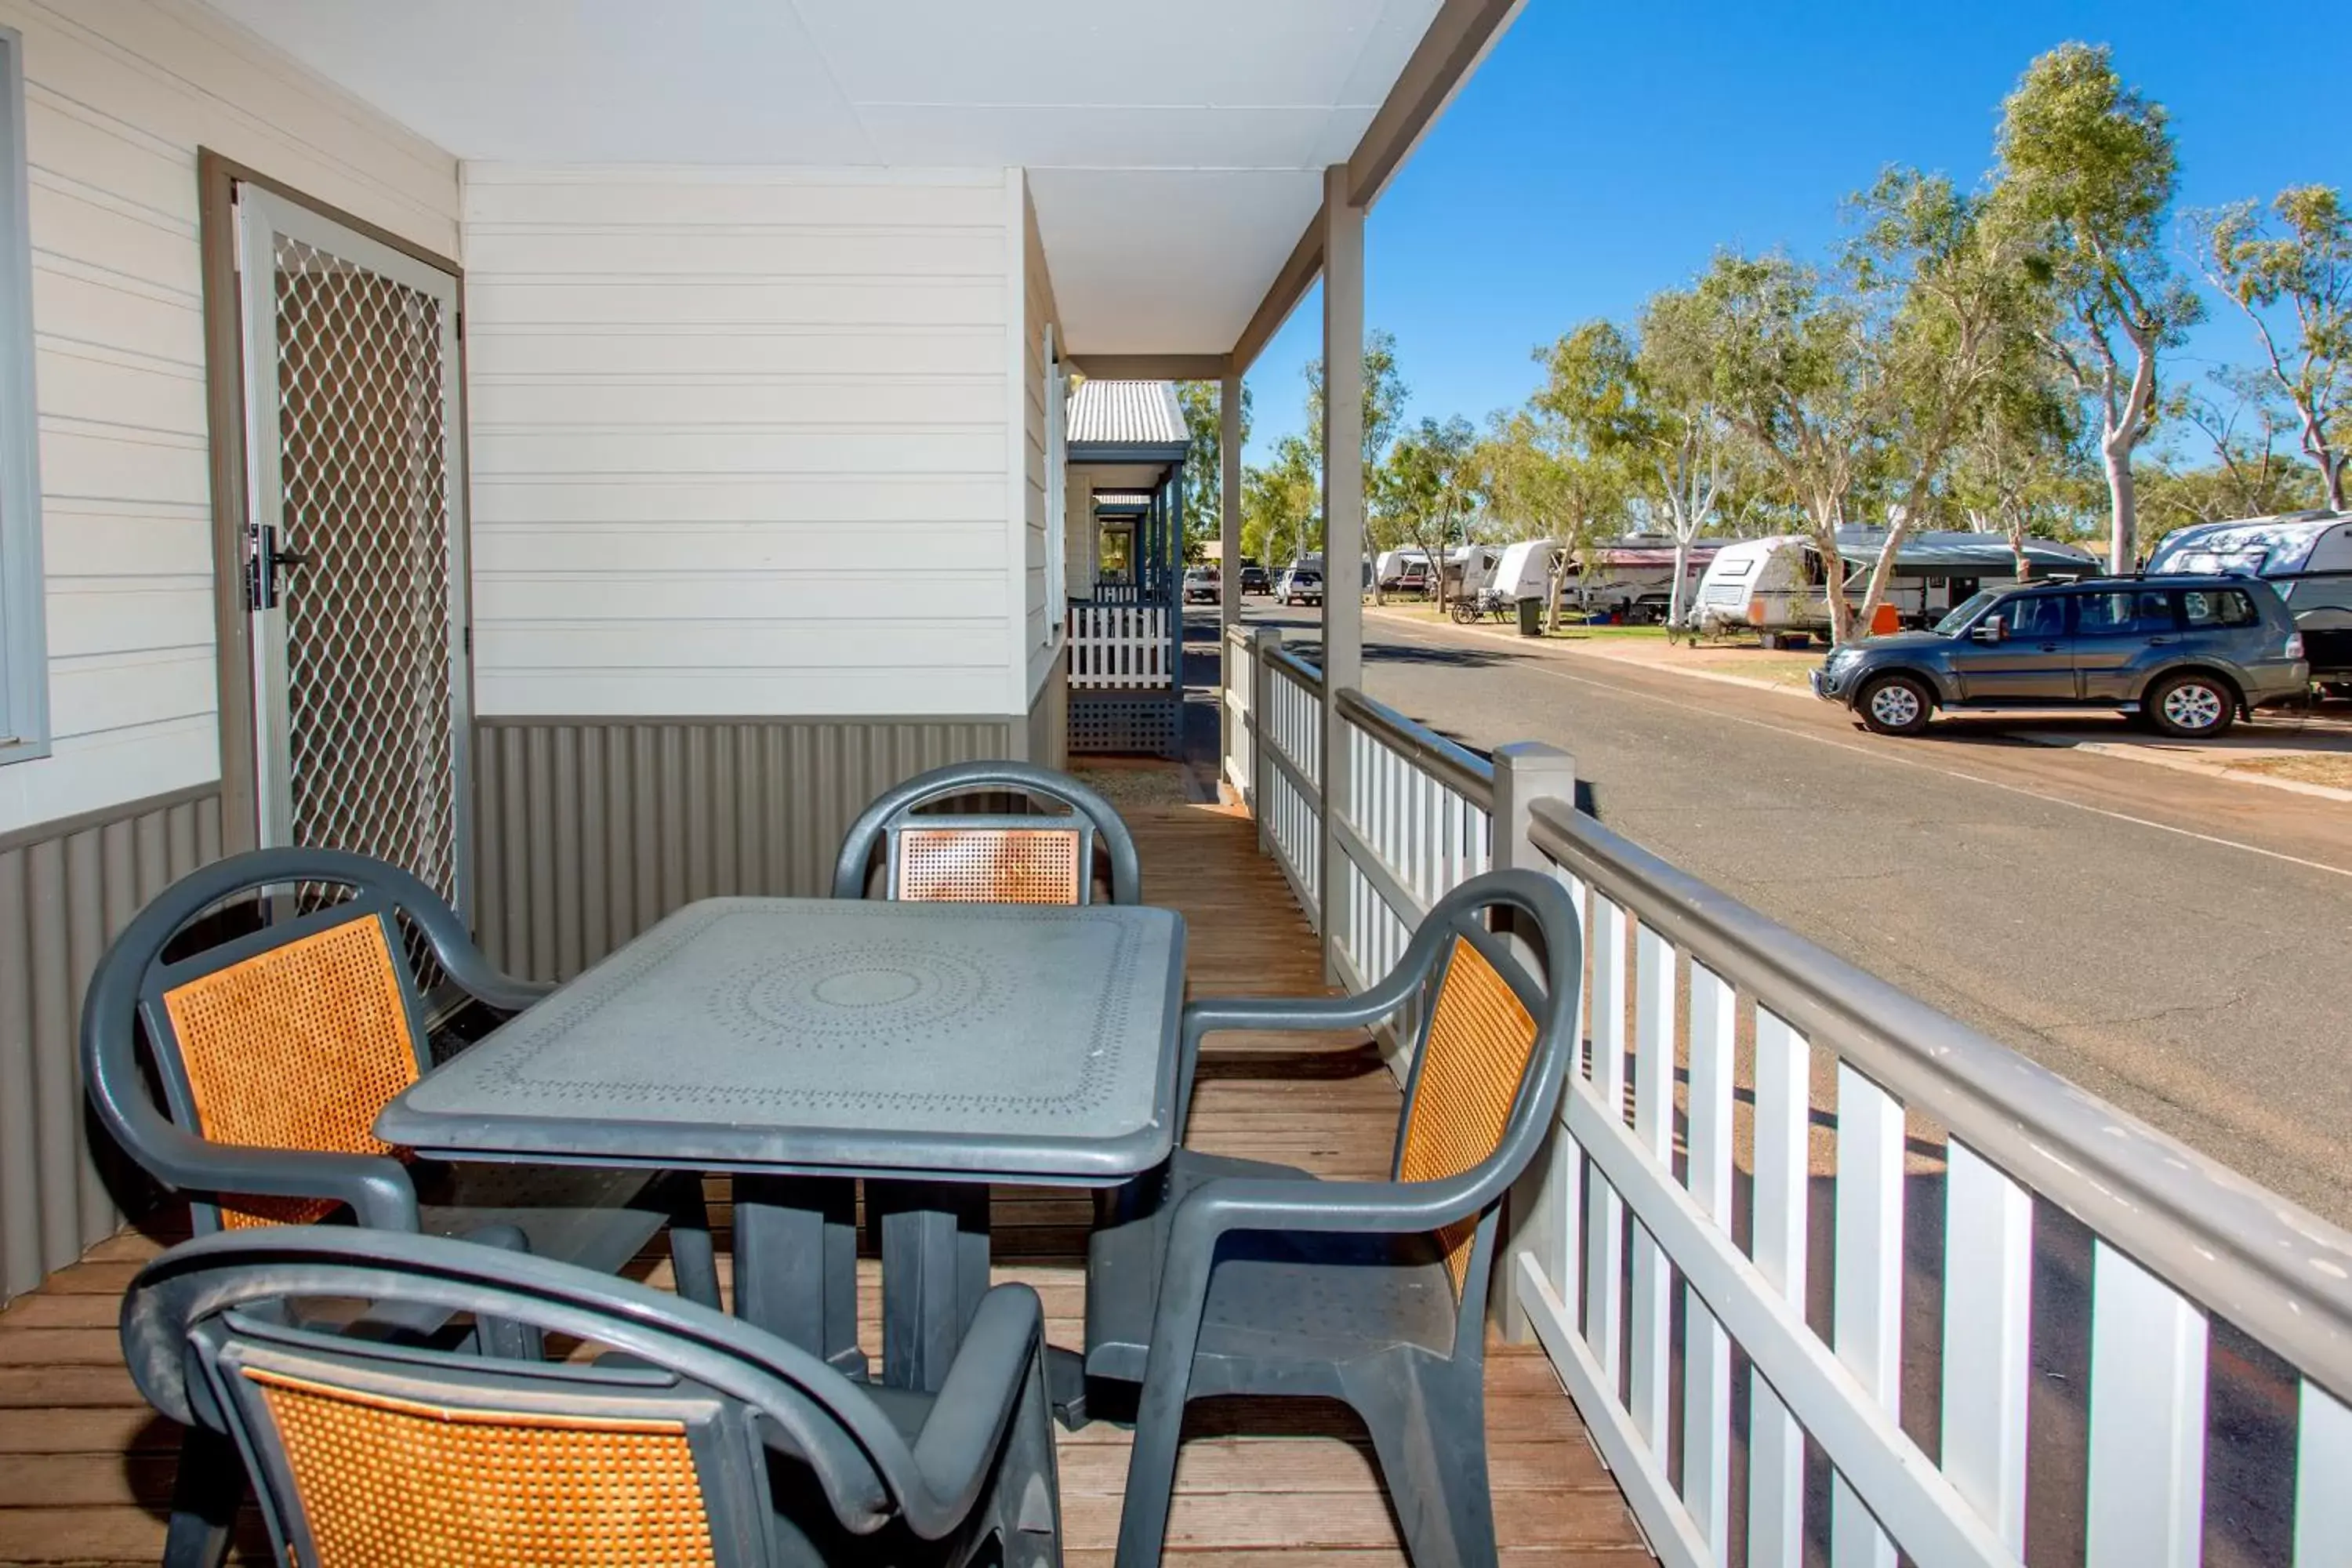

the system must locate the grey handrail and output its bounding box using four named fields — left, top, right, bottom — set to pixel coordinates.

left=1527, top=793, right=2352, bottom=1406
left=1265, top=643, right=1326, bottom=695
left=1334, top=688, right=1496, bottom=811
